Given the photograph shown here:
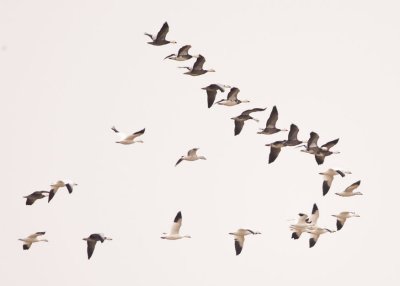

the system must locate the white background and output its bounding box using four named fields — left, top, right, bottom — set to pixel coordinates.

left=0, top=0, right=399, bottom=285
